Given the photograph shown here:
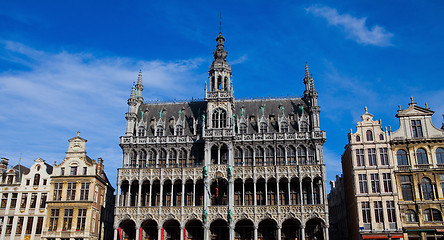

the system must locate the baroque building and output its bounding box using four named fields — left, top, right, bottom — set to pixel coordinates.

left=115, top=32, right=328, bottom=240
left=341, top=108, right=403, bottom=240
left=41, top=133, right=115, bottom=240
left=391, top=99, right=444, bottom=240
left=0, top=157, right=52, bottom=240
